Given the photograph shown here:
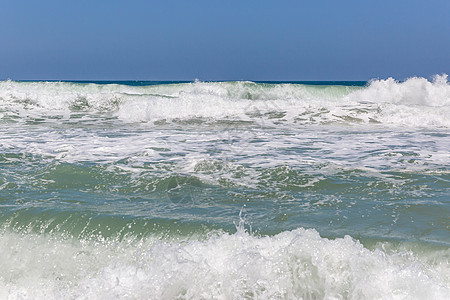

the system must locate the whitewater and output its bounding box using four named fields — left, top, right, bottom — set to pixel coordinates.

left=0, top=76, right=449, bottom=299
